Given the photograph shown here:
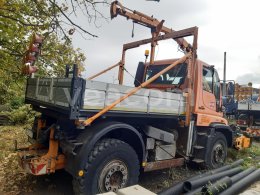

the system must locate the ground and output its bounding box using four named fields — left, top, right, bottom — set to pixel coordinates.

left=0, top=125, right=259, bottom=195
